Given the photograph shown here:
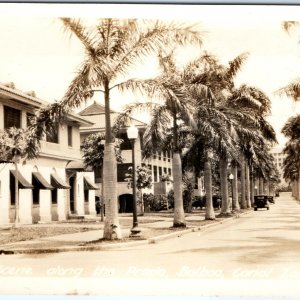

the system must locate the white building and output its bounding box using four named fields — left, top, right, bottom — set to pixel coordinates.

left=0, top=82, right=98, bottom=225
left=79, top=102, right=173, bottom=212
left=270, top=146, right=286, bottom=185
